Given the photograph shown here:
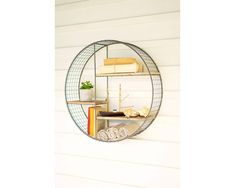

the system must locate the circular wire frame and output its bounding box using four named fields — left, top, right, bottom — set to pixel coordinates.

left=65, top=40, right=163, bottom=142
